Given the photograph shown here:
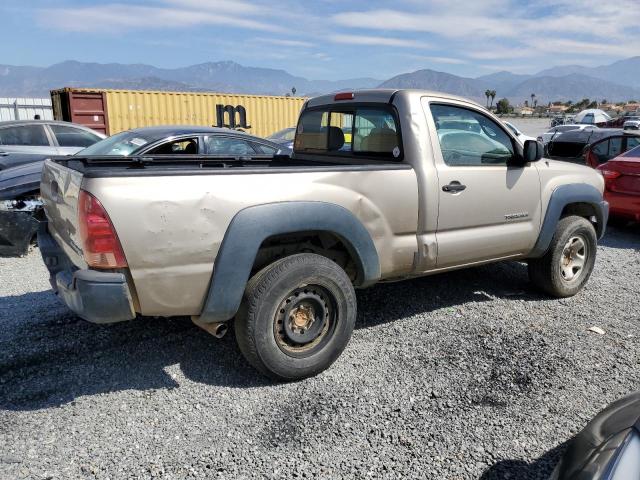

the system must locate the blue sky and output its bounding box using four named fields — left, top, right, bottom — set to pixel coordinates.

left=2, top=0, right=639, bottom=80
